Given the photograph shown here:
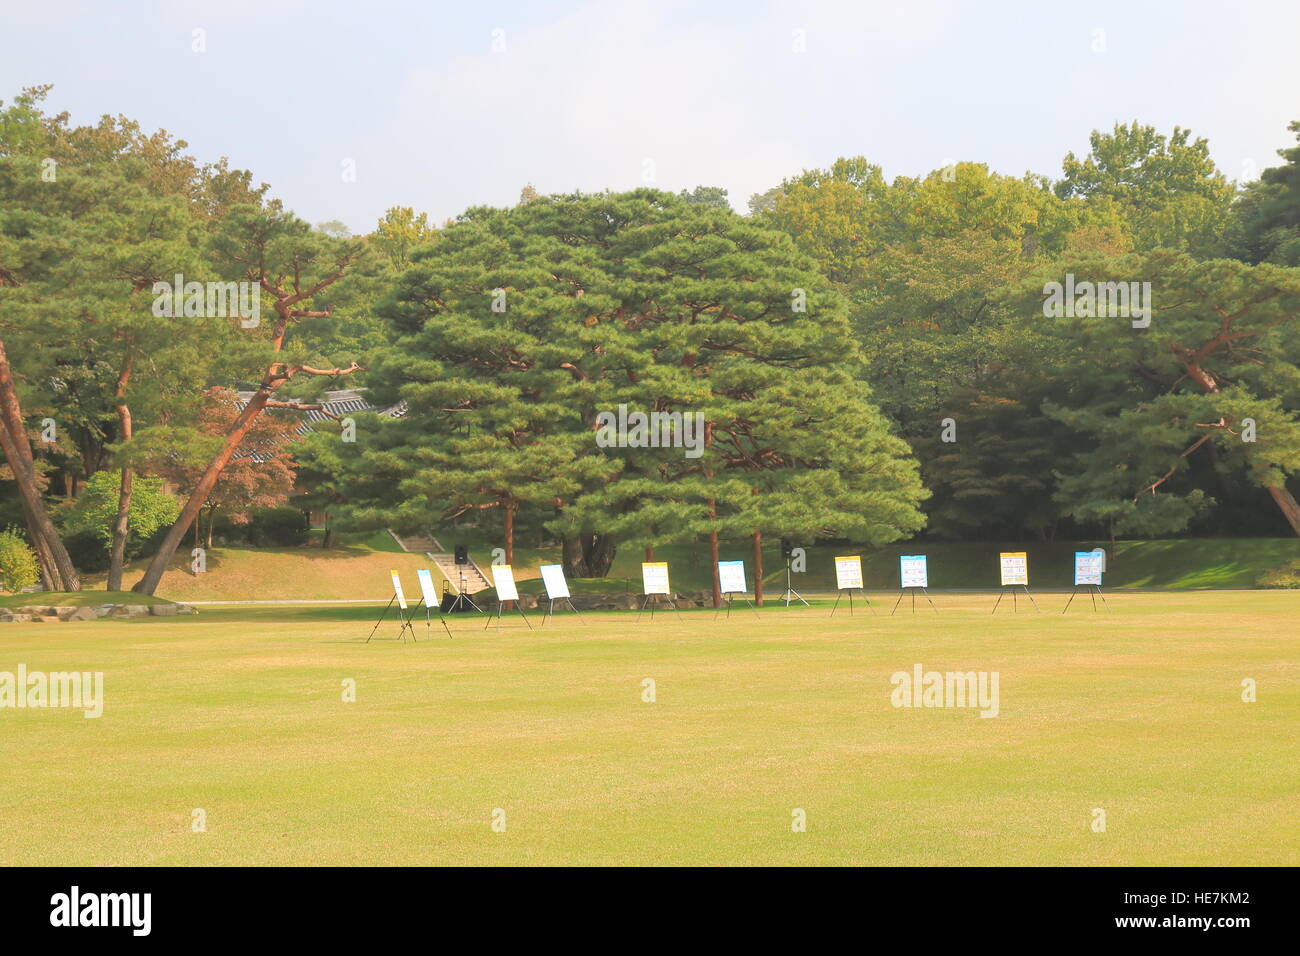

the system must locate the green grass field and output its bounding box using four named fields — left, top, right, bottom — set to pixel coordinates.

left=1, top=590, right=1295, bottom=866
